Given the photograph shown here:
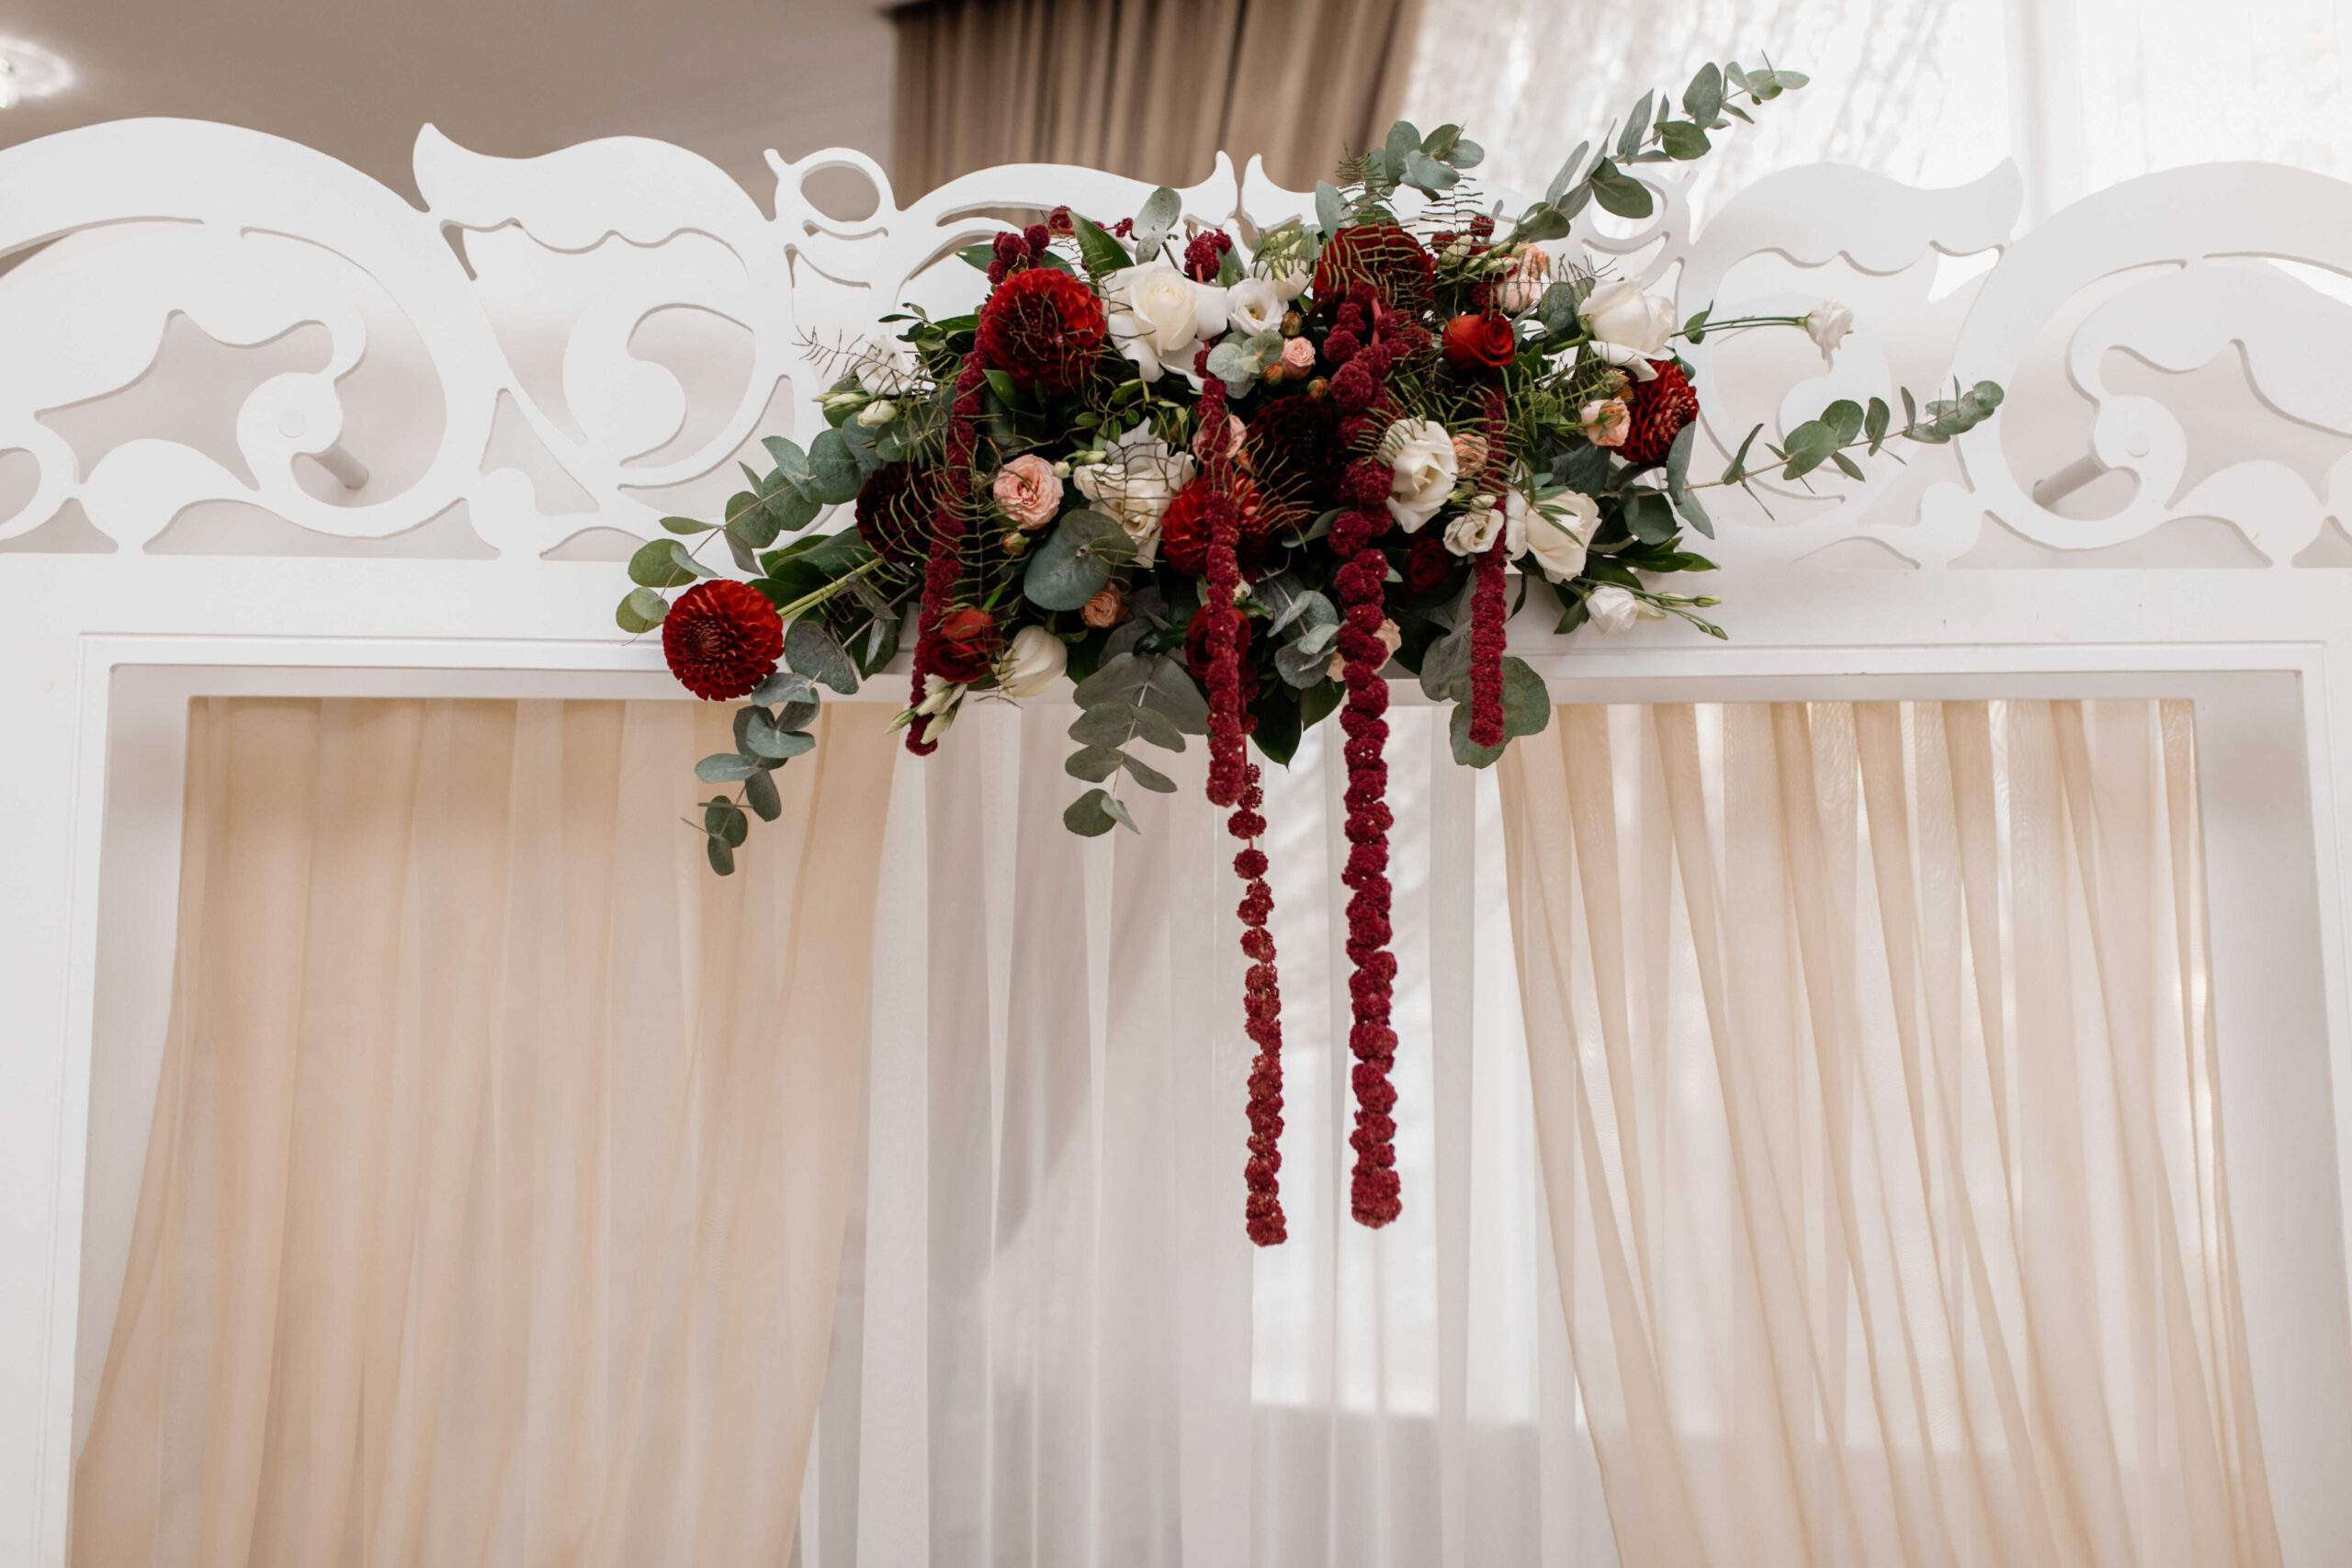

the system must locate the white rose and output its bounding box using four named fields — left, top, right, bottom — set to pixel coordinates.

left=1579, top=279, right=1676, bottom=378
left=1227, top=276, right=1285, bottom=337
left=1104, top=261, right=1229, bottom=384
left=1073, top=423, right=1195, bottom=566
left=1521, top=491, right=1601, bottom=582
left=998, top=625, right=1069, bottom=697
left=1446, top=489, right=1532, bottom=558
left=855, top=339, right=915, bottom=396
left=1380, top=419, right=1458, bottom=533
left=1585, top=584, right=1665, bottom=633
left=1805, top=301, right=1854, bottom=364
